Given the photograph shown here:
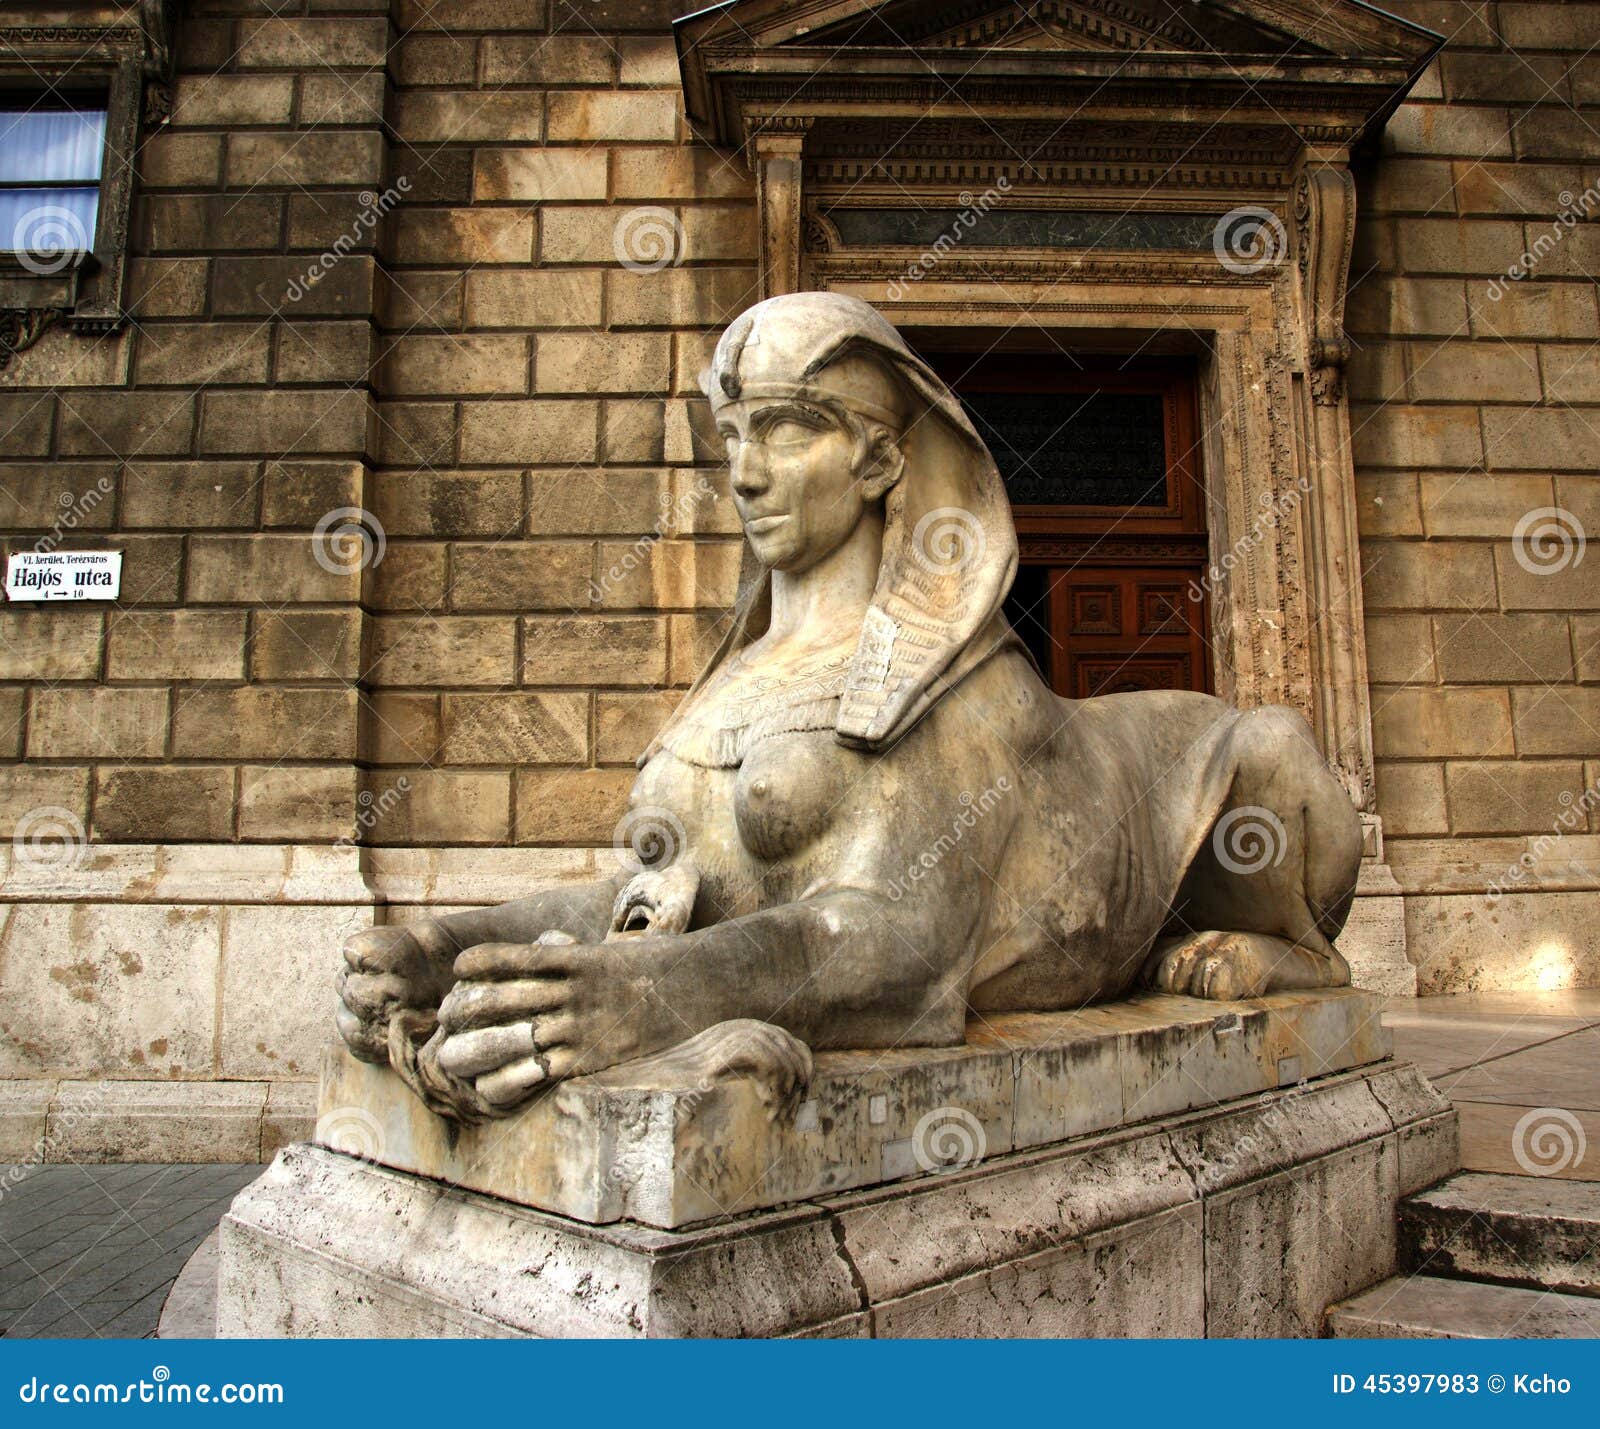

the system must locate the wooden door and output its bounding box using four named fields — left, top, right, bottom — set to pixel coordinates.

left=930, top=354, right=1211, bottom=699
